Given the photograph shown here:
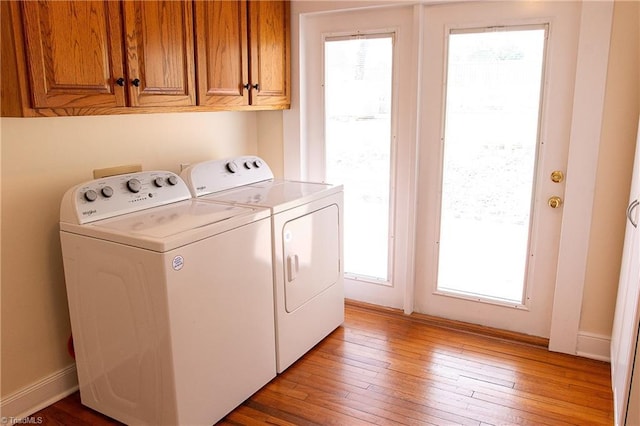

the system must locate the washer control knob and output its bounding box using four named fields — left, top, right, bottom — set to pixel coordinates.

left=167, top=175, right=179, bottom=186
left=101, top=186, right=114, bottom=198
left=84, top=189, right=98, bottom=202
left=226, top=161, right=238, bottom=173
left=127, top=178, right=142, bottom=193
left=153, top=177, right=165, bottom=187
left=244, top=161, right=253, bottom=169
left=253, top=159, right=263, bottom=168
